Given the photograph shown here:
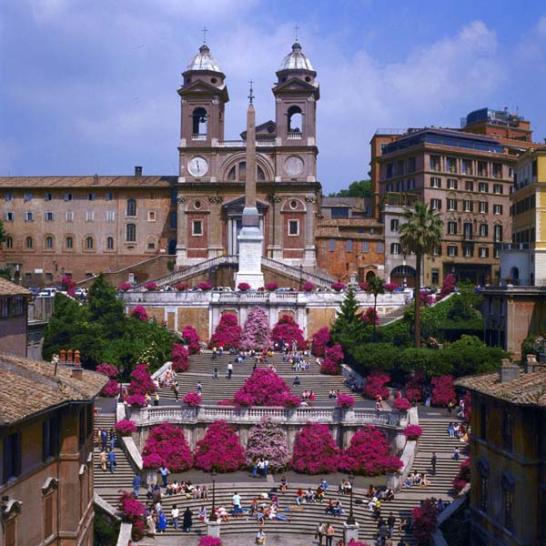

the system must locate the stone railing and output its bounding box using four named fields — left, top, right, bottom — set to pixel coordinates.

left=128, top=404, right=403, bottom=429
